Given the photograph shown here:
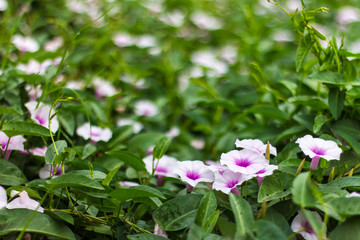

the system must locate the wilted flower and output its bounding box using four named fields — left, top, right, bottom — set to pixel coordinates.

left=235, top=139, right=277, bottom=156
left=117, top=119, right=143, bottom=133
left=212, top=169, right=252, bottom=195
left=143, top=155, right=178, bottom=178
left=220, top=149, right=268, bottom=175
left=25, top=101, right=59, bottom=132
left=174, top=160, right=214, bottom=188
left=134, top=100, right=159, bottom=117
left=76, top=123, right=112, bottom=142
left=93, top=77, right=117, bottom=98
left=7, top=190, right=44, bottom=213
left=295, top=135, right=342, bottom=170
left=291, top=210, right=325, bottom=240
left=12, top=35, right=39, bottom=53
